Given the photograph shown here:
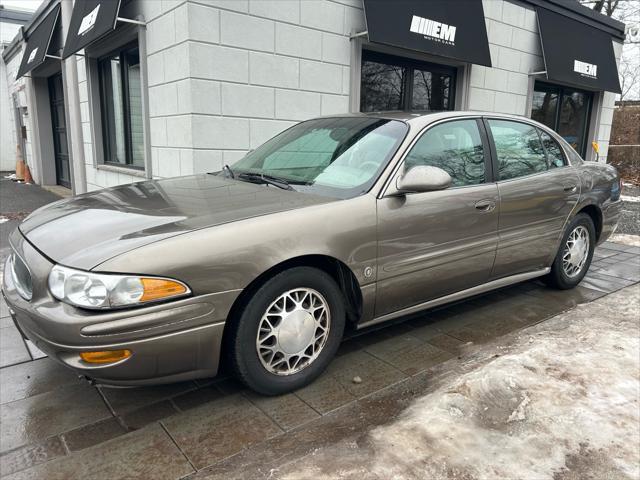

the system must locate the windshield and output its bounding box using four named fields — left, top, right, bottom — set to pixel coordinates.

left=226, top=117, right=408, bottom=199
